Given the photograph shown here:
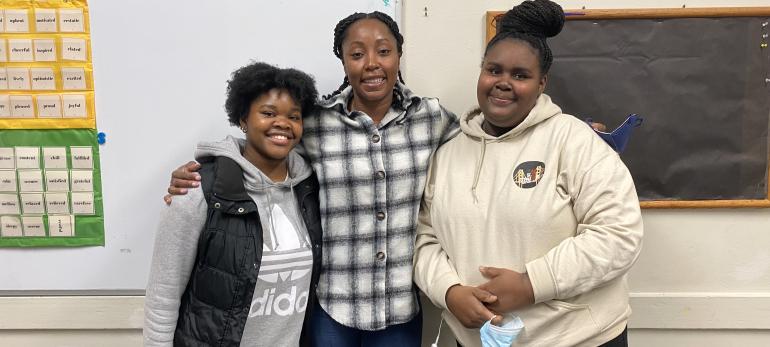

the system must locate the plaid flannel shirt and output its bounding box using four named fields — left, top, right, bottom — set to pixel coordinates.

left=299, top=83, right=459, bottom=330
